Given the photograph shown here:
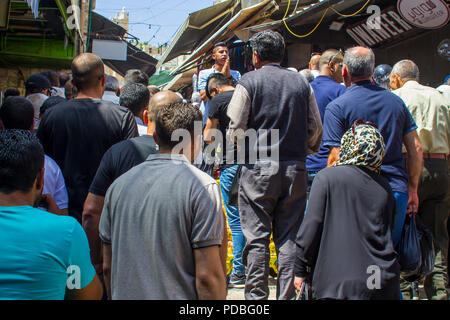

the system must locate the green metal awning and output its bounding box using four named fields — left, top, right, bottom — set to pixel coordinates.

left=149, top=70, right=176, bottom=87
